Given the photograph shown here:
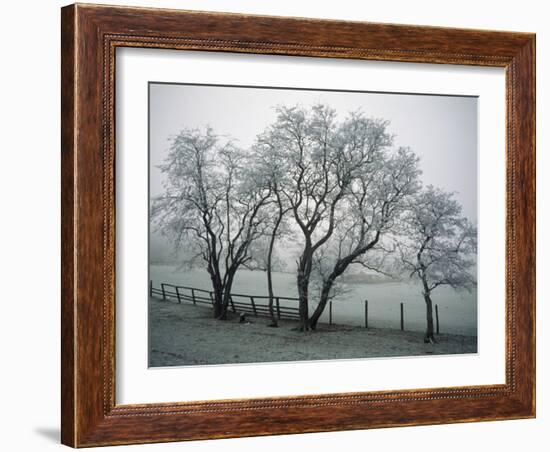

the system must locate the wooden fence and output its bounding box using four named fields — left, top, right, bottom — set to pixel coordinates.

left=150, top=281, right=301, bottom=321
left=150, top=281, right=441, bottom=332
